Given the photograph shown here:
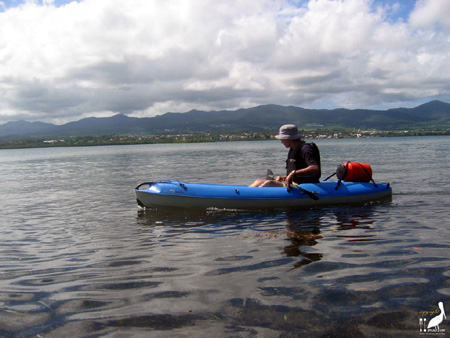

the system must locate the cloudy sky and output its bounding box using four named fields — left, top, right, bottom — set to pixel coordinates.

left=0, top=0, right=449, bottom=124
